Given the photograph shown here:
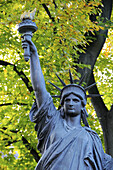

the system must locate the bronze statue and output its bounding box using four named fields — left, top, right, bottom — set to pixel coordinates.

left=21, top=38, right=113, bottom=170
left=19, top=11, right=113, bottom=170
